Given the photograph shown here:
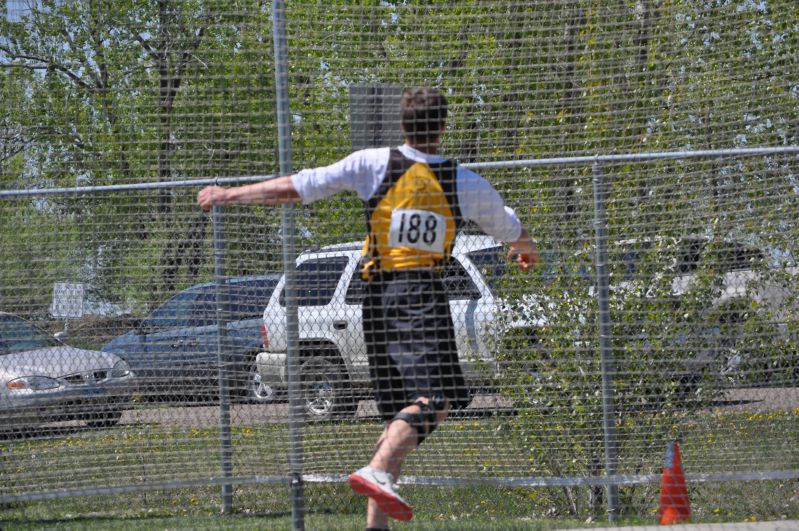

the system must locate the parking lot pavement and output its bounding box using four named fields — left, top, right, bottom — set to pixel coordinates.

left=712, top=387, right=799, bottom=414
left=120, top=400, right=386, bottom=428
left=118, top=388, right=799, bottom=429
left=121, top=402, right=288, bottom=427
